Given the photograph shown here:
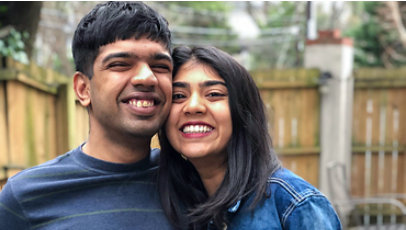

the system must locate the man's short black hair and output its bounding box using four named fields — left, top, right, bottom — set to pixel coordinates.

left=72, top=1, right=171, bottom=79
